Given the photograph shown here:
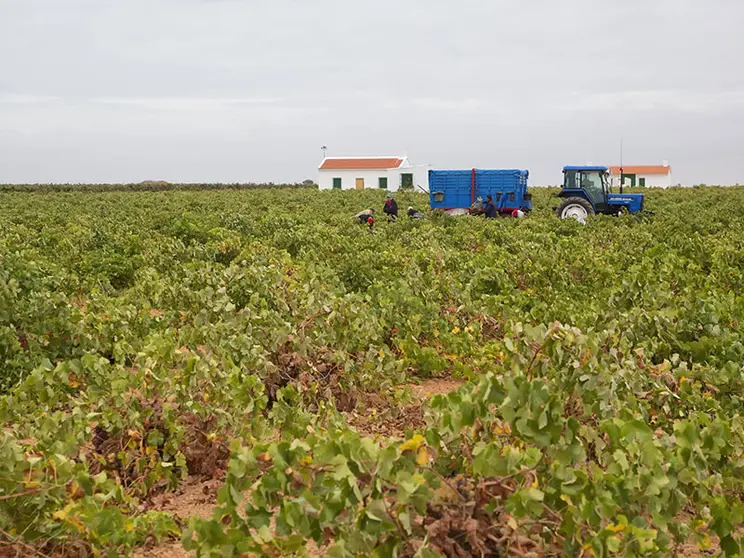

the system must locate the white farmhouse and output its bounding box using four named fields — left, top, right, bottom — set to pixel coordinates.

left=609, top=163, right=673, bottom=188
left=318, top=156, right=430, bottom=192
